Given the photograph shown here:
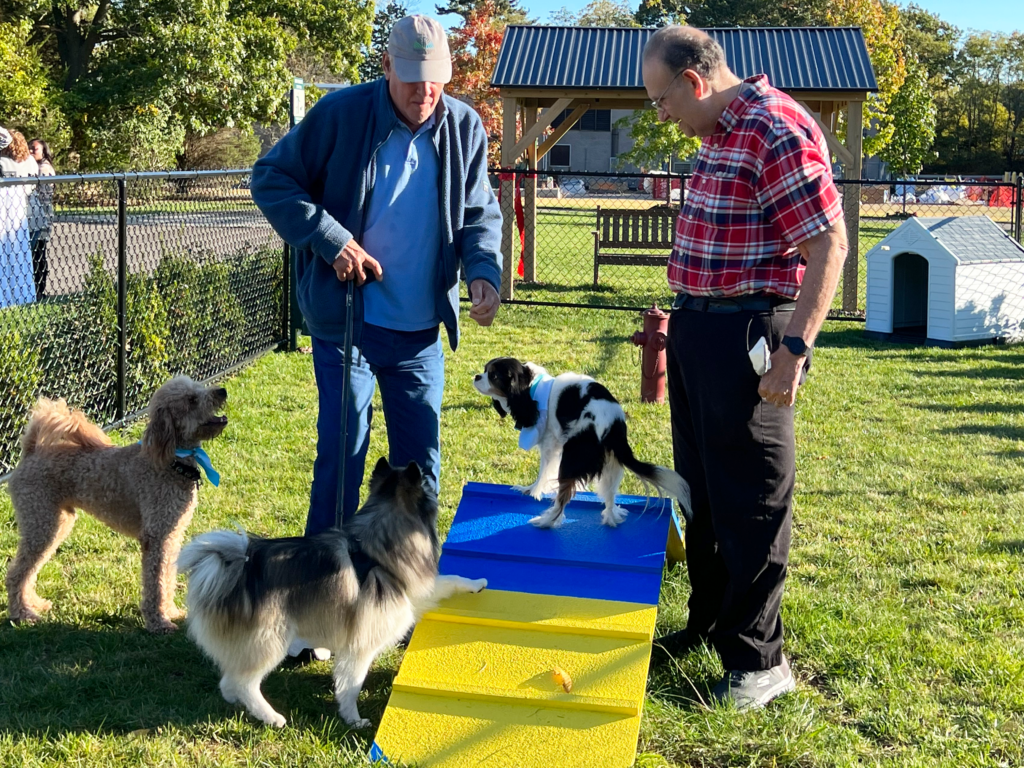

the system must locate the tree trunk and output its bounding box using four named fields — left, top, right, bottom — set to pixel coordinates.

left=53, top=0, right=113, bottom=90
